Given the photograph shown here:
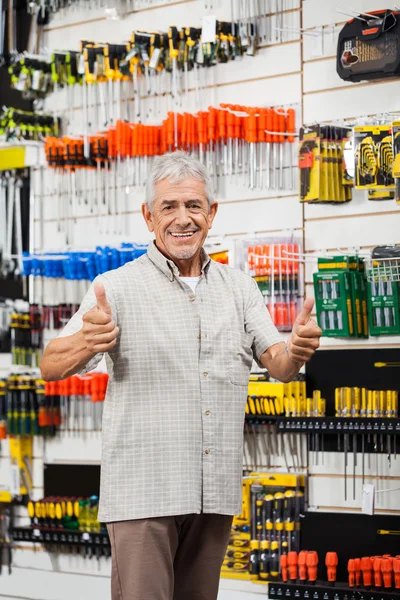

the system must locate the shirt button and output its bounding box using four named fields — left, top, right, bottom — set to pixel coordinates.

left=205, top=410, right=211, bottom=416
left=205, top=449, right=210, bottom=455
left=197, top=333, right=201, bottom=340
left=203, top=371, right=208, bottom=377
left=189, top=295, right=195, bottom=302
